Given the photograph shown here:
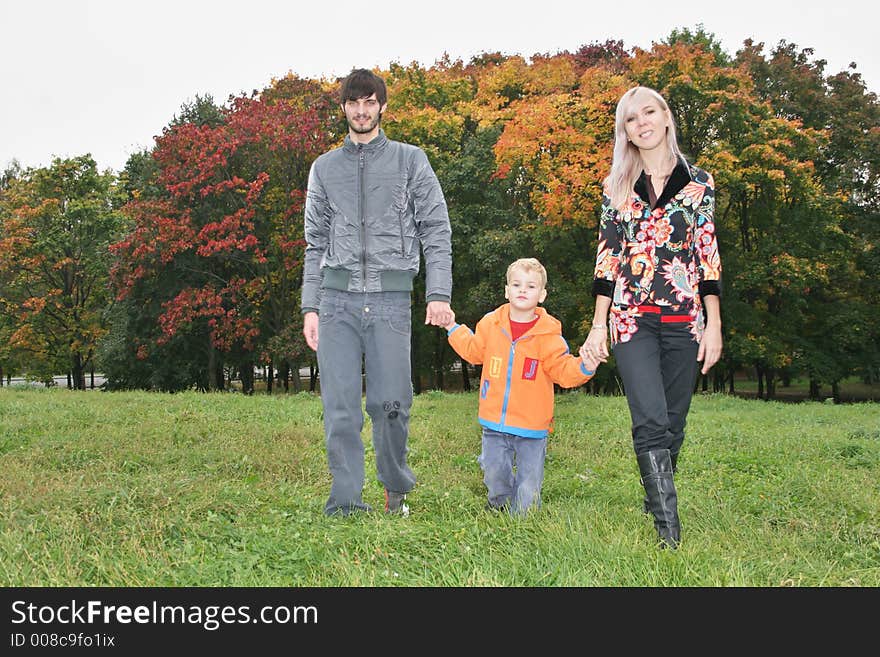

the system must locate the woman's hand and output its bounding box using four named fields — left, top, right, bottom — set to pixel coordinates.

left=697, top=295, right=722, bottom=375
left=697, top=323, right=722, bottom=374
left=579, top=325, right=609, bottom=365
